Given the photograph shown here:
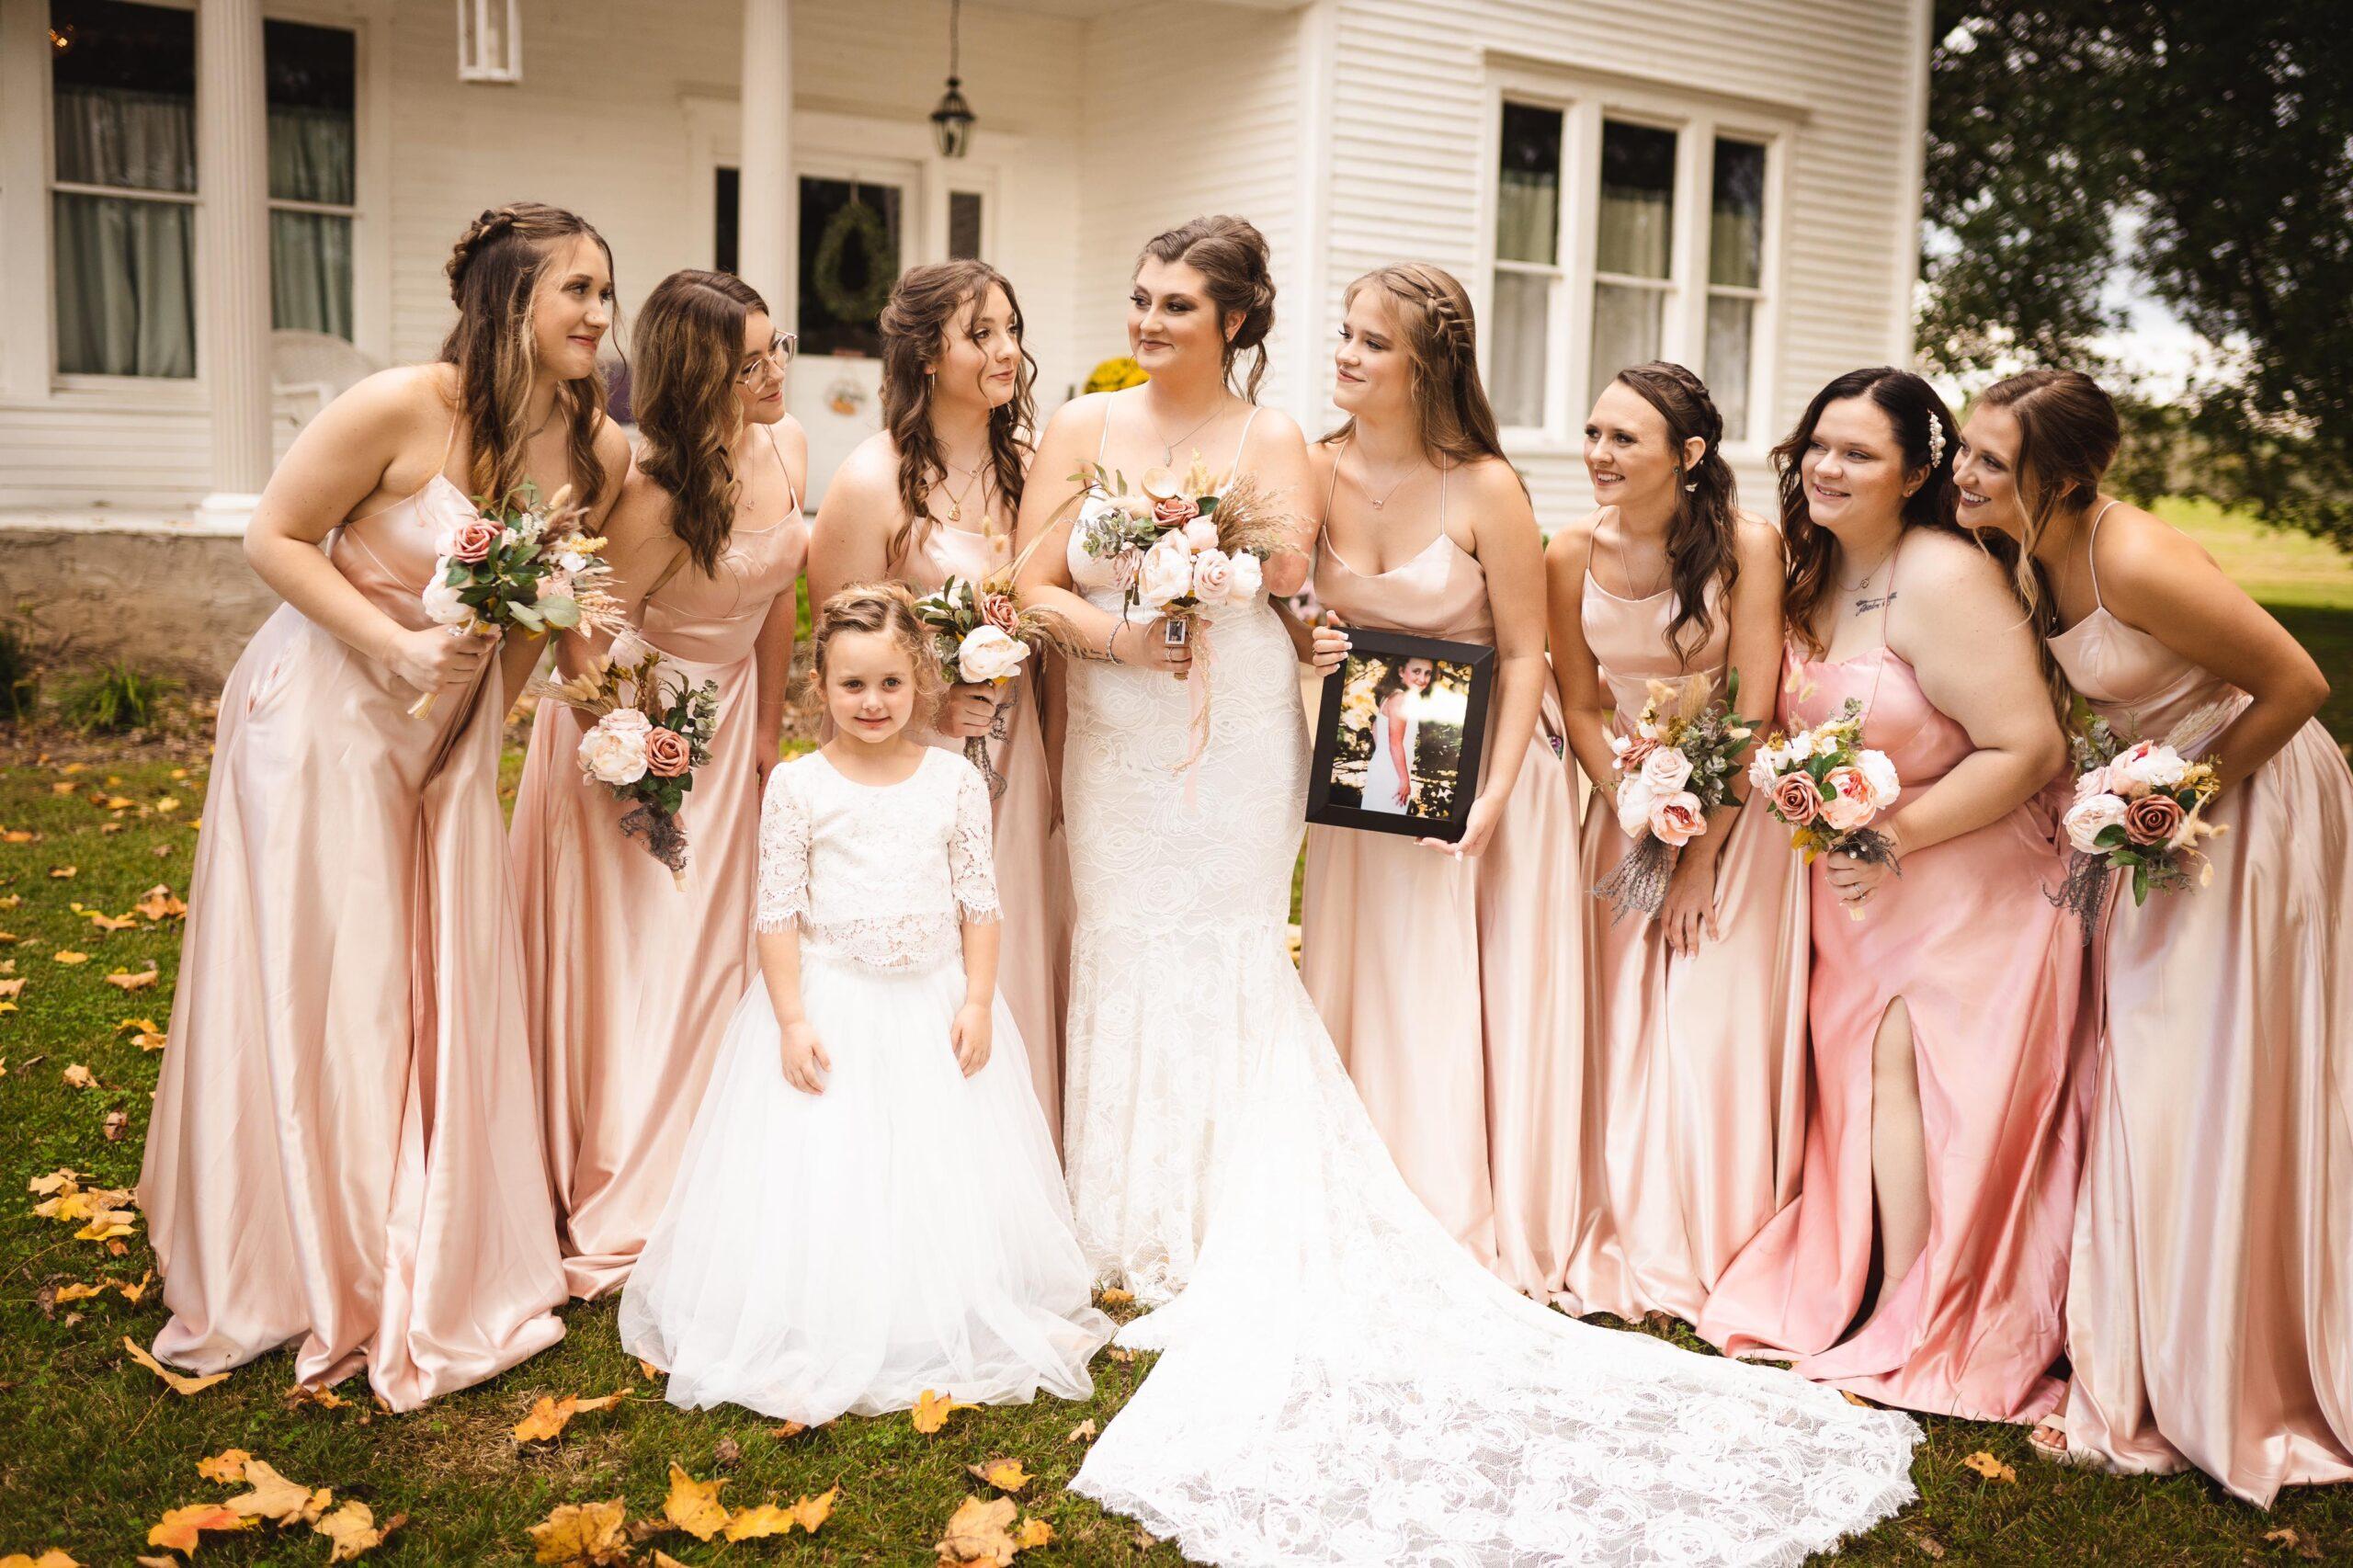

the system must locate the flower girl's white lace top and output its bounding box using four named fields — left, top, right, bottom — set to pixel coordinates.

left=754, top=748, right=1000, bottom=971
